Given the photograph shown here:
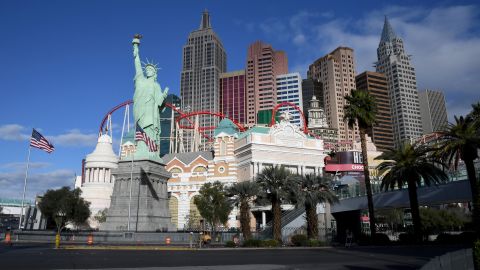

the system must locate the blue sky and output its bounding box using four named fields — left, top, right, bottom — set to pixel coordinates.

left=1, top=0, right=479, bottom=201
